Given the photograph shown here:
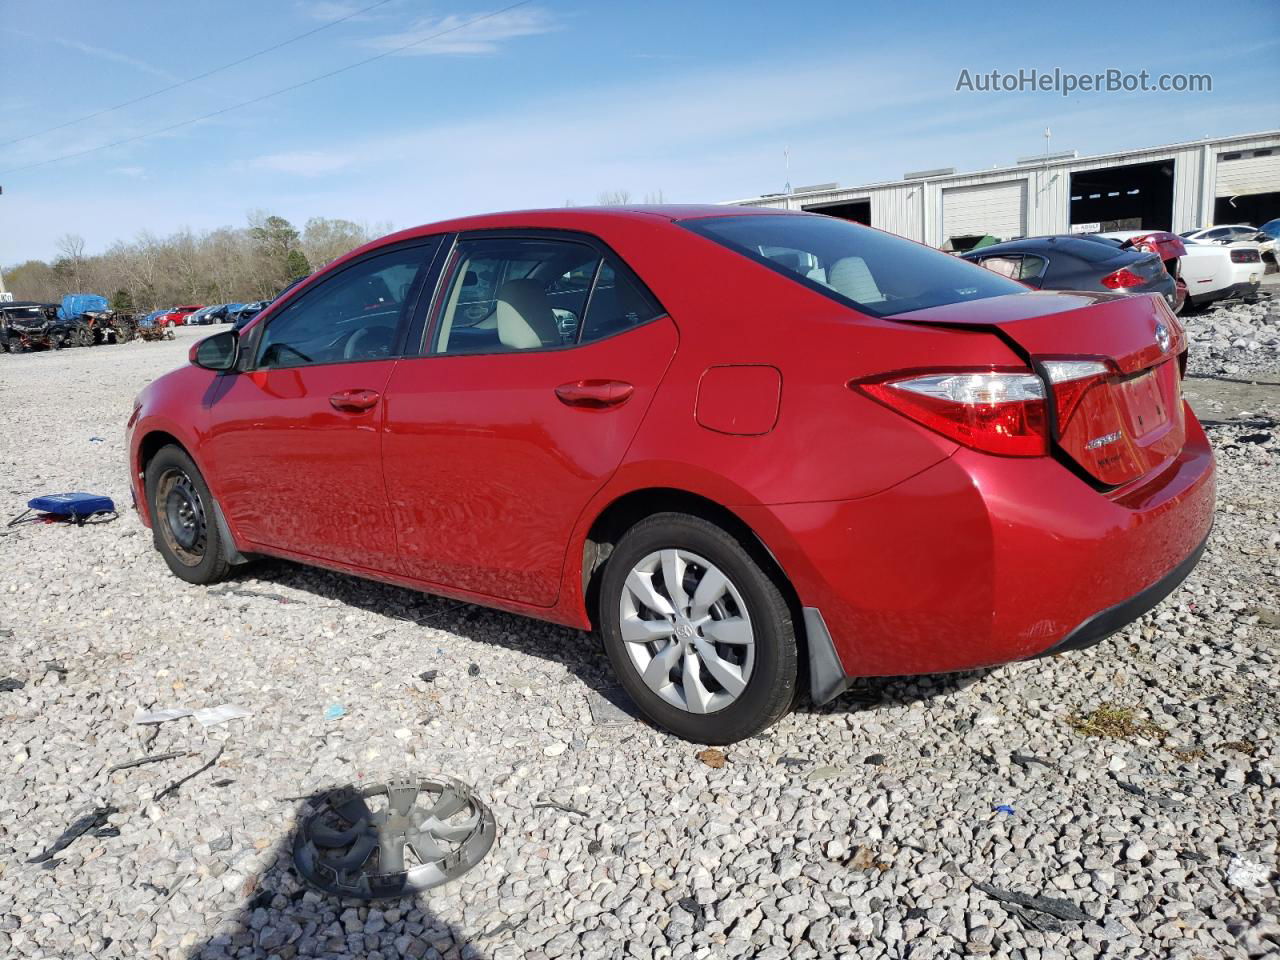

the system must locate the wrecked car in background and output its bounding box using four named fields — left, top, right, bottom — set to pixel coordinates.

left=58, top=294, right=137, bottom=345
left=0, top=301, right=75, bottom=351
